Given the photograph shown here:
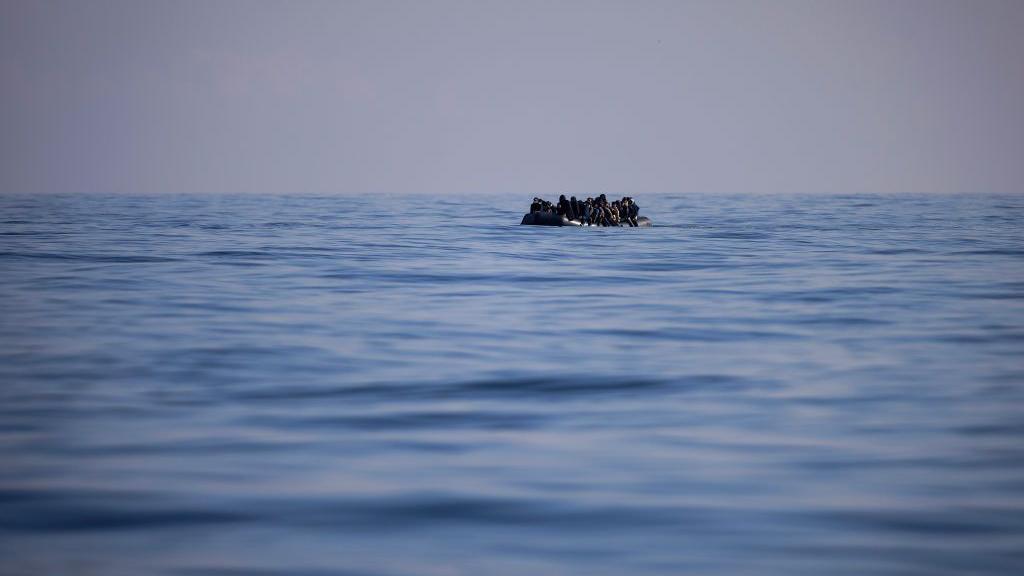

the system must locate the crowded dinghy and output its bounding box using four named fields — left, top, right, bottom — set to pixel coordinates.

left=521, top=194, right=651, bottom=227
